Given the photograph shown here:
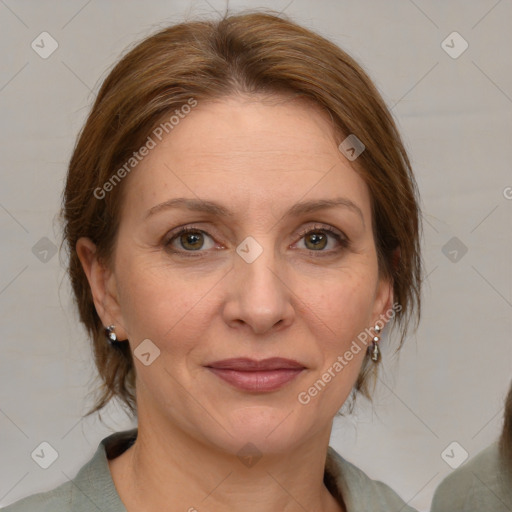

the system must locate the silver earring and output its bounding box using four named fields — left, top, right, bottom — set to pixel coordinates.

left=105, top=325, right=123, bottom=347
left=369, top=324, right=381, bottom=363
